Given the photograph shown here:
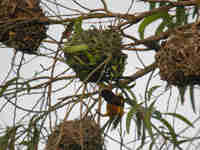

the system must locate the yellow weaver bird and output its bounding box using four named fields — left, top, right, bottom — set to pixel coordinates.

left=100, top=89, right=124, bottom=130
